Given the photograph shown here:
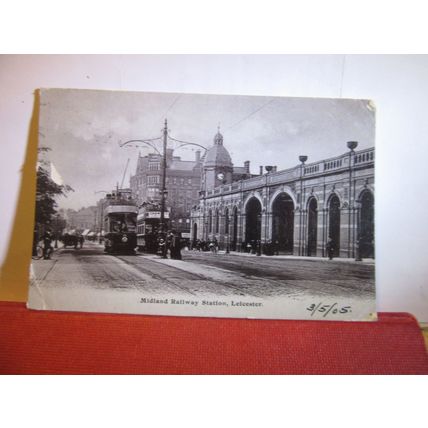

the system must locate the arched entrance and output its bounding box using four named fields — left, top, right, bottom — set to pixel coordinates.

left=307, top=198, right=317, bottom=256
left=232, top=207, right=238, bottom=251
left=359, top=190, right=374, bottom=258
left=328, top=194, right=341, bottom=257
left=192, top=222, right=197, bottom=246
left=272, top=192, right=294, bottom=254
left=245, top=198, right=262, bottom=245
